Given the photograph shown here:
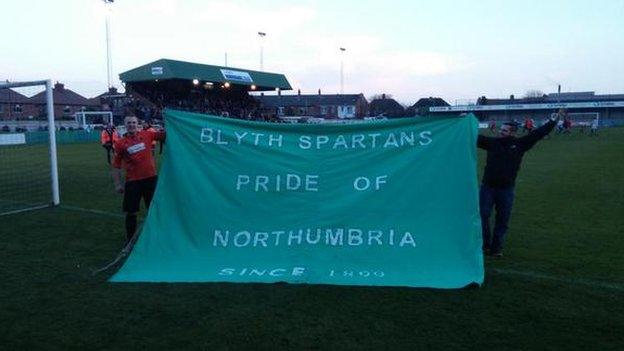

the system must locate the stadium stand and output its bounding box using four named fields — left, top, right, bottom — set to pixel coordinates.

left=119, top=58, right=291, bottom=121
left=431, top=91, right=624, bottom=128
